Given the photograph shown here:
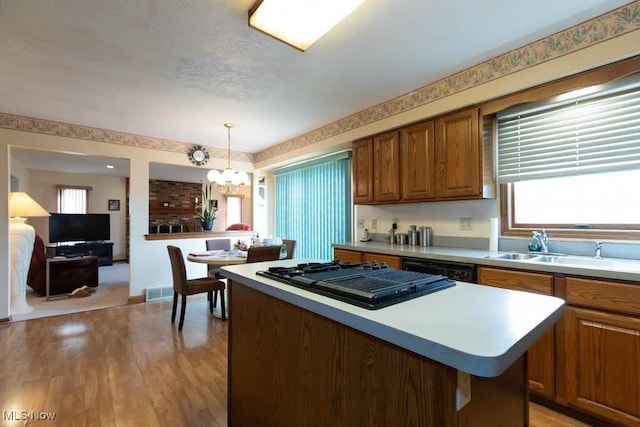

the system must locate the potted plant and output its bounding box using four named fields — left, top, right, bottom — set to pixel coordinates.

left=196, top=182, right=218, bottom=231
